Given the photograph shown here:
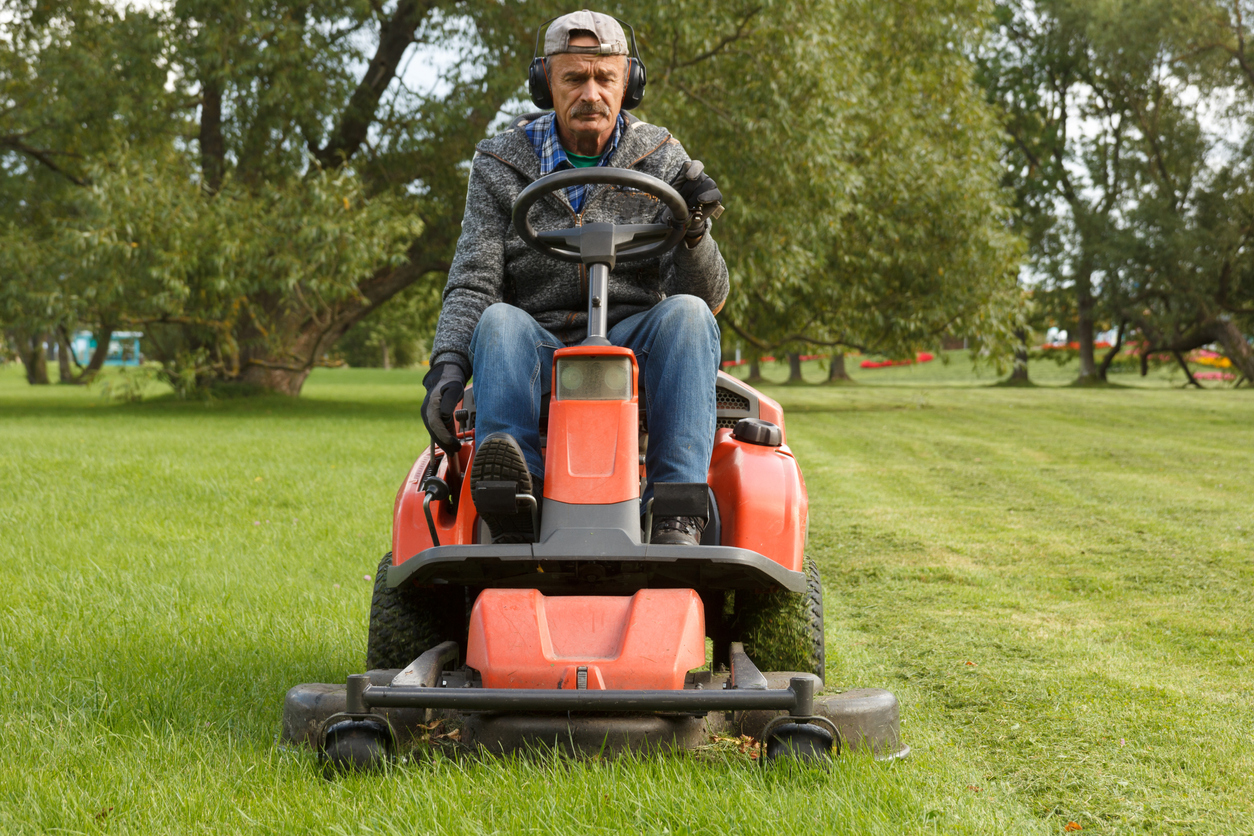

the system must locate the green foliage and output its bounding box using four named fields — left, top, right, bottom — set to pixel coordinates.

left=334, top=281, right=442, bottom=369
left=981, top=0, right=1254, bottom=381
left=1, top=0, right=552, bottom=393
left=1, top=148, right=421, bottom=392
left=97, top=362, right=161, bottom=403
left=631, top=0, right=1022, bottom=362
